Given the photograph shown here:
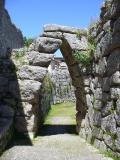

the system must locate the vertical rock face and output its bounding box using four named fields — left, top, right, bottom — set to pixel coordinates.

left=0, top=0, right=24, bottom=155
left=0, top=0, right=24, bottom=58
left=0, top=0, right=5, bottom=9
left=79, top=0, right=120, bottom=158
